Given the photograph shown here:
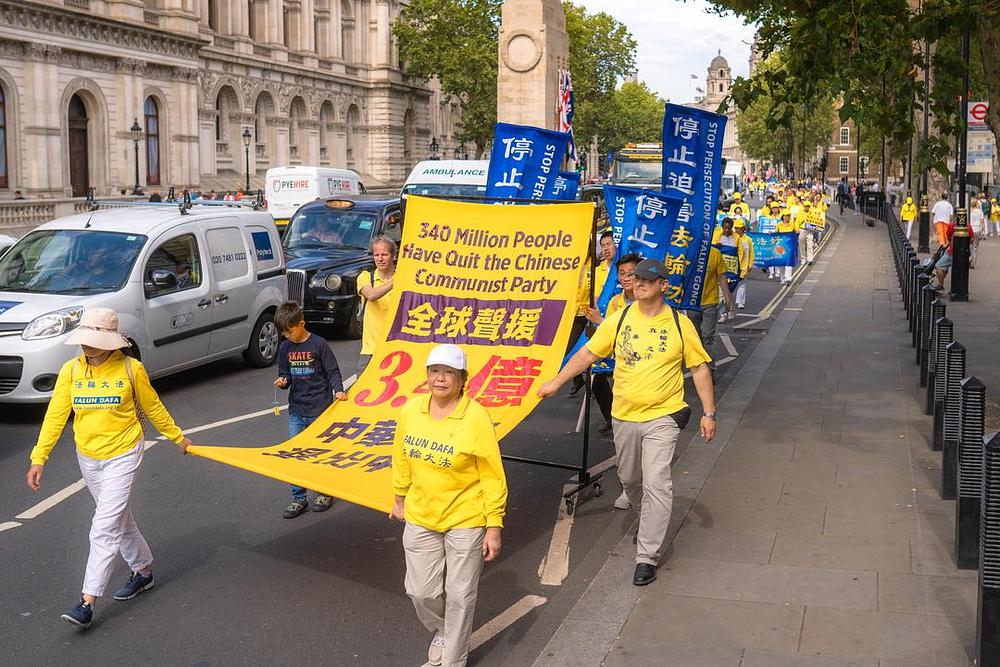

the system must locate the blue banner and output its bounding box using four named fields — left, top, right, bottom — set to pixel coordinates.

left=714, top=241, right=741, bottom=290
left=485, top=123, right=571, bottom=200
left=597, top=185, right=685, bottom=313
left=661, top=105, right=728, bottom=310
left=749, top=232, right=799, bottom=268
left=757, top=214, right=778, bottom=234
left=553, top=171, right=581, bottom=201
